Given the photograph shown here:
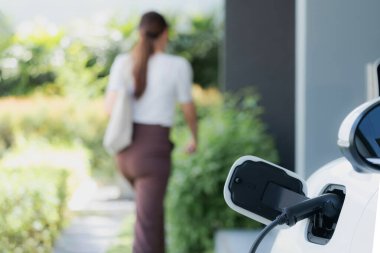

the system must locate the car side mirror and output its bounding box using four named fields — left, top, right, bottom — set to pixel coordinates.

left=224, top=156, right=307, bottom=225
left=338, top=97, right=380, bottom=173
